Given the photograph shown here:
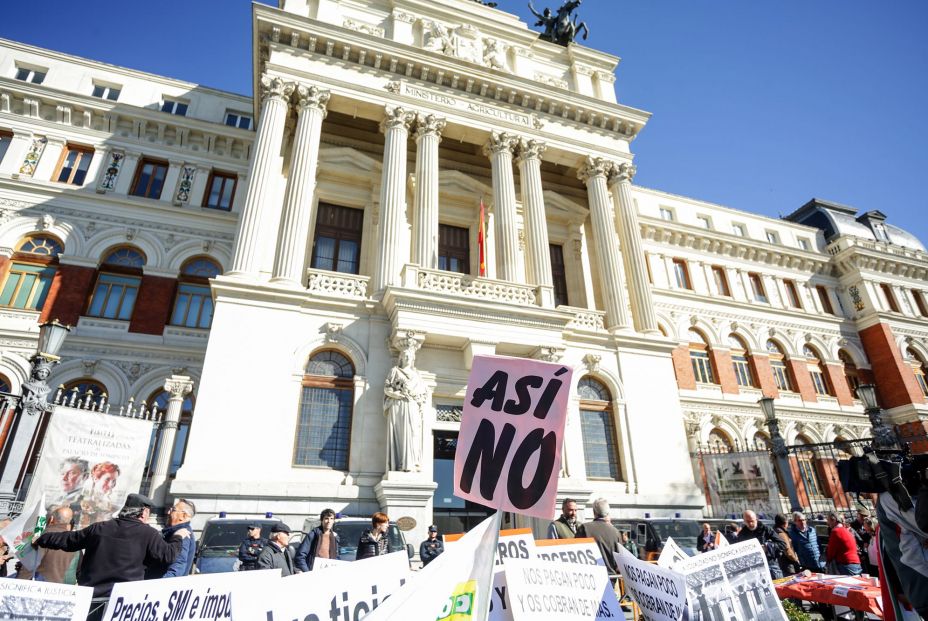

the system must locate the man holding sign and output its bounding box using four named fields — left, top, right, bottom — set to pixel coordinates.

left=454, top=356, right=573, bottom=520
